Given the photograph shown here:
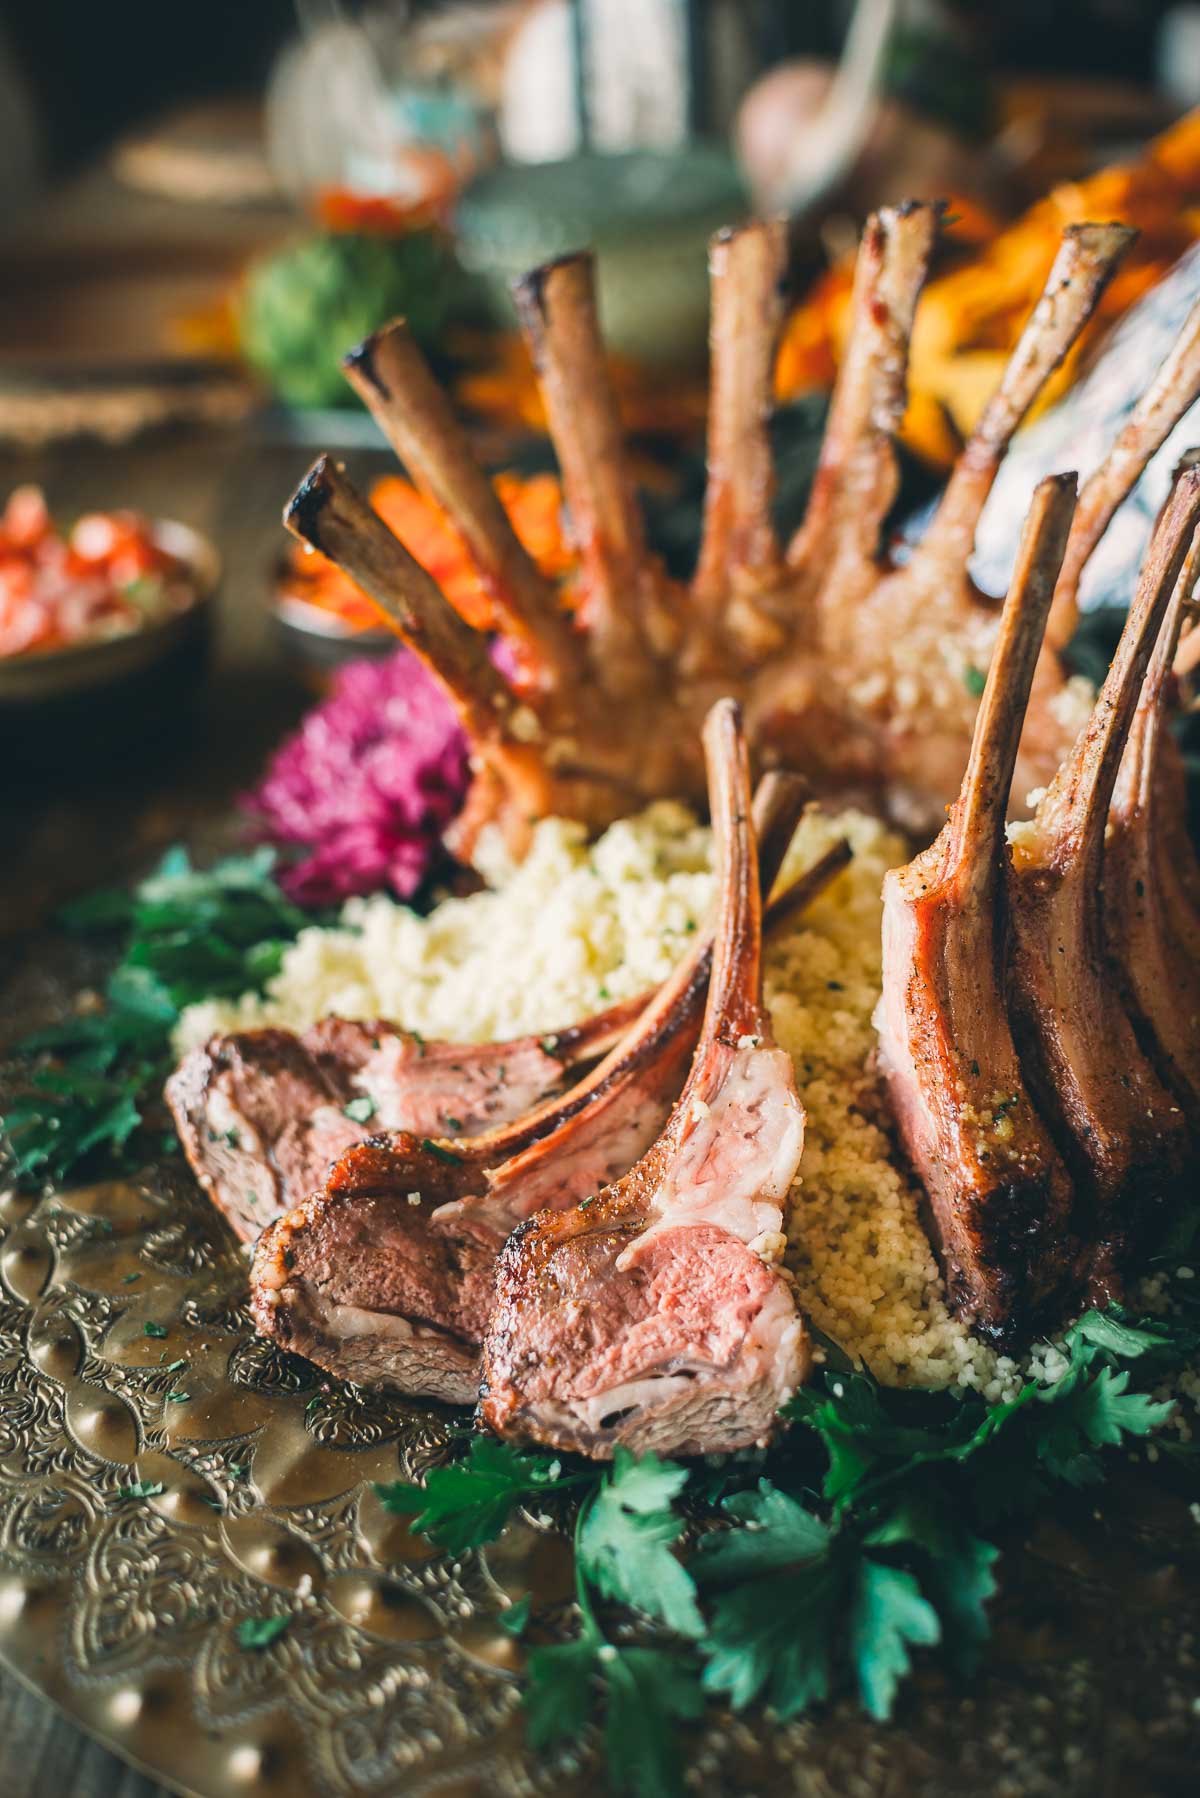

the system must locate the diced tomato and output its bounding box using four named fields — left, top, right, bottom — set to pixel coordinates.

left=0, top=486, right=187, bottom=659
